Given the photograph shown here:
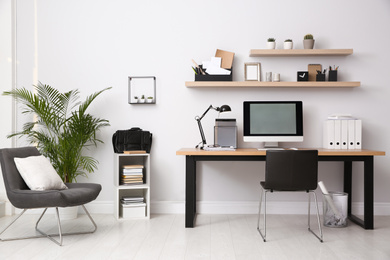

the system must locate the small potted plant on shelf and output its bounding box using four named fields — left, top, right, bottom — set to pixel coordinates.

left=134, top=96, right=138, bottom=103
left=267, top=38, right=276, bottom=49
left=140, top=95, right=145, bottom=103
left=303, top=34, right=315, bottom=49
left=147, top=96, right=154, bottom=103
left=284, top=39, right=293, bottom=49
